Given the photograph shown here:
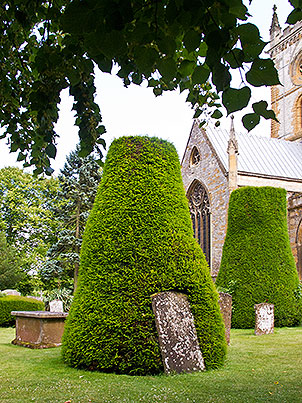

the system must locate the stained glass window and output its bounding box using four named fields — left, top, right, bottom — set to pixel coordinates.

left=188, top=181, right=211, bottom=267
